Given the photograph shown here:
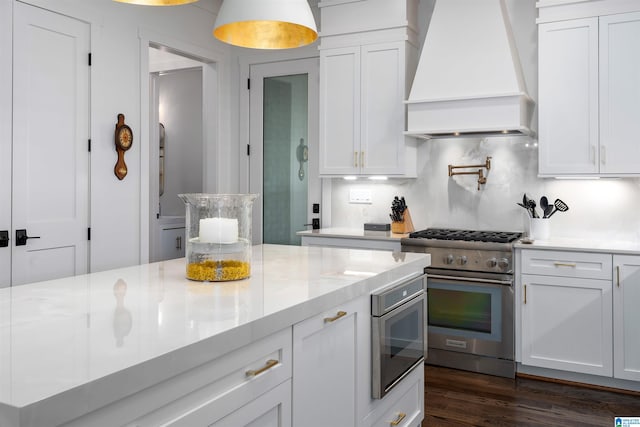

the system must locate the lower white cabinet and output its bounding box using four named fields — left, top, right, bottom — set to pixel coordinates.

left=364, top=365, right=424, bottom=427
left=300, top=234, right=401, bottom=251
left=86, top=328, right=293, bottom=427
left=613, top=255, right=640, bottom=381
left=210, top=379, right=291, bottom=427
left=520, top=273, right=613, bottom=376
left=159, top=225, right=185, bottom=261
left=292, top=296, right=367, bottom=427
